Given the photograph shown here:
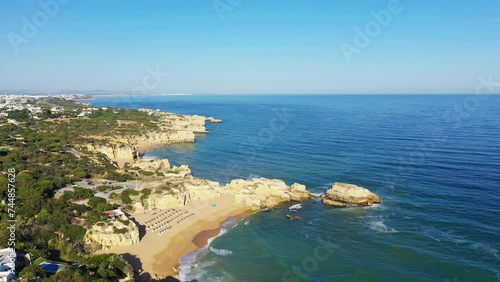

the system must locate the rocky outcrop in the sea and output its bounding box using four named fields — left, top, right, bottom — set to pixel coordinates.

left=85, top=218, right=140, bottom=250
left=323, top=182, right=381, bottom=207
left=226, top=178, right=311, bottom=210
left=206, top=117, right=222, bottom=123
